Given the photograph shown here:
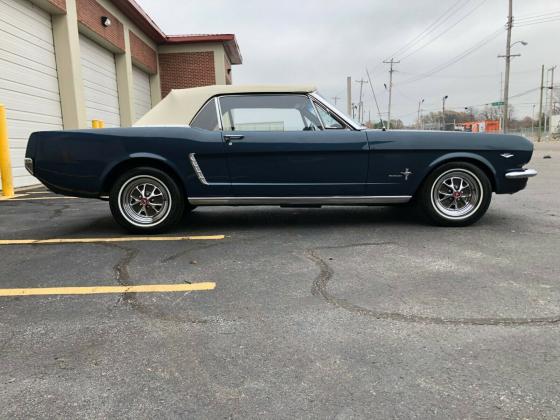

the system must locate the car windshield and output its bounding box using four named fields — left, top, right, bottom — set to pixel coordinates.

left=314, top=92, right=364, bottom=129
